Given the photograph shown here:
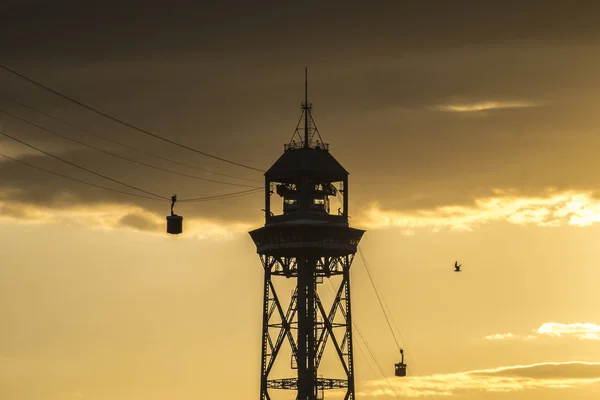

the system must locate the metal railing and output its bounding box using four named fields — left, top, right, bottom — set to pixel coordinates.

left=284, top=141, right=330, bottom=151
